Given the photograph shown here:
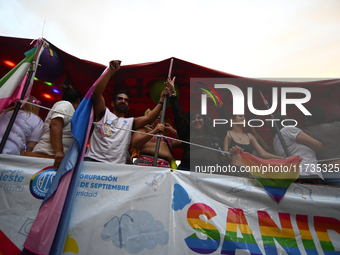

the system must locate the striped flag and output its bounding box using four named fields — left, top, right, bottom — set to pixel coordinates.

left=0, top=43, right=44, bottom=113
left=22, top=68, right=108, bottom=255
left=49, top=82, right=96, bottom=255
left=238, top=151, right=300, bottom=203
